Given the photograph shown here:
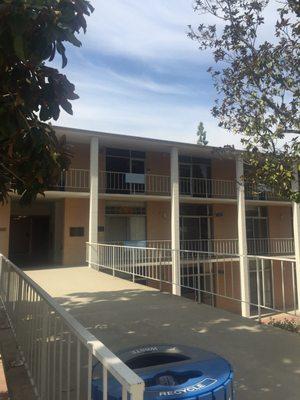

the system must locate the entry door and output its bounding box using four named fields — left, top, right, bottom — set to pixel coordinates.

left=105, top=215, right=146, bottom=245
left=130, top=216, right=146, bottom=244
left=9, top=215, right=51, bottom=266
left=105, top=216, right=129, bottom=243
left=180, top=217, right=210, bottom=251
left=130, top=159, right=145, bottom=193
